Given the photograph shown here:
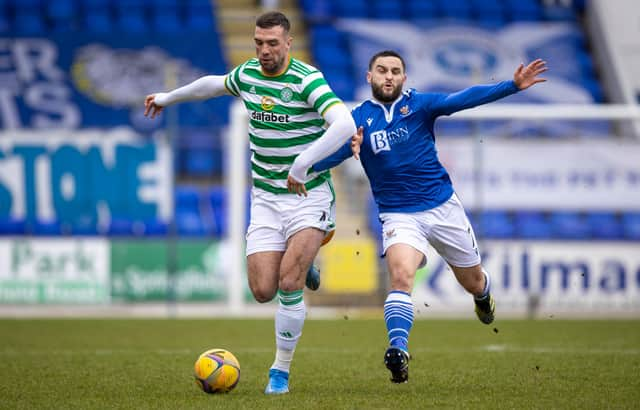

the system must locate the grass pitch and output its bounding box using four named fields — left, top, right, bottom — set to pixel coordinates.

left=1, top=318, right=639, bottom=409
